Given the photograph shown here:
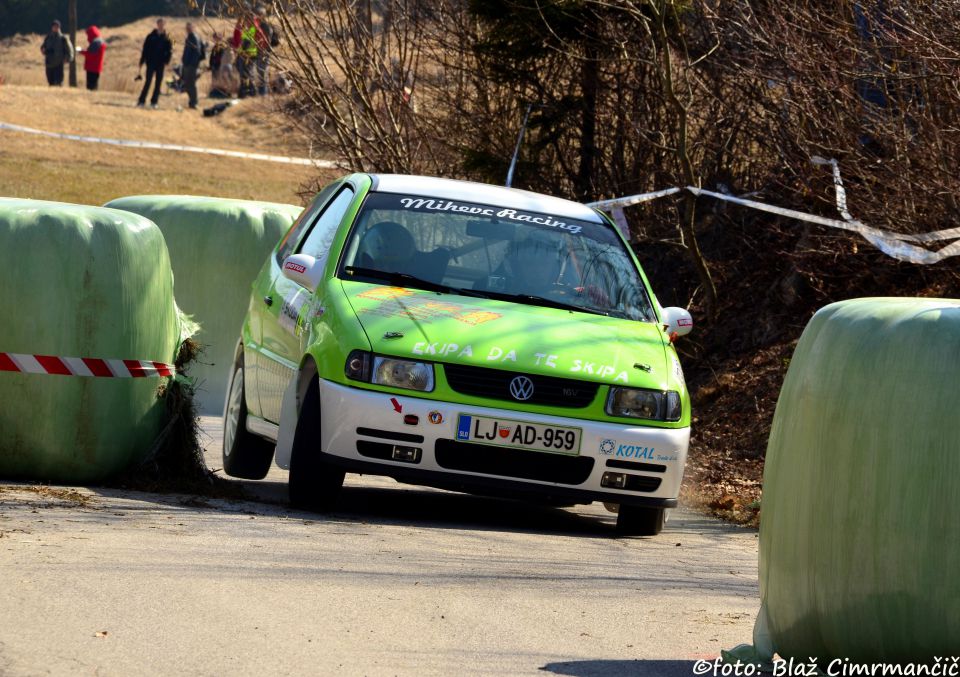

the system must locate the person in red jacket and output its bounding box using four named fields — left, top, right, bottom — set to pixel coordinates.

left=77, top=25, right=106, bottom=91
